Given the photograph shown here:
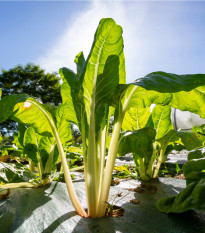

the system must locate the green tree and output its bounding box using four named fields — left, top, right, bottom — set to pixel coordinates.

left=0, top=64, right=61, bottom=135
